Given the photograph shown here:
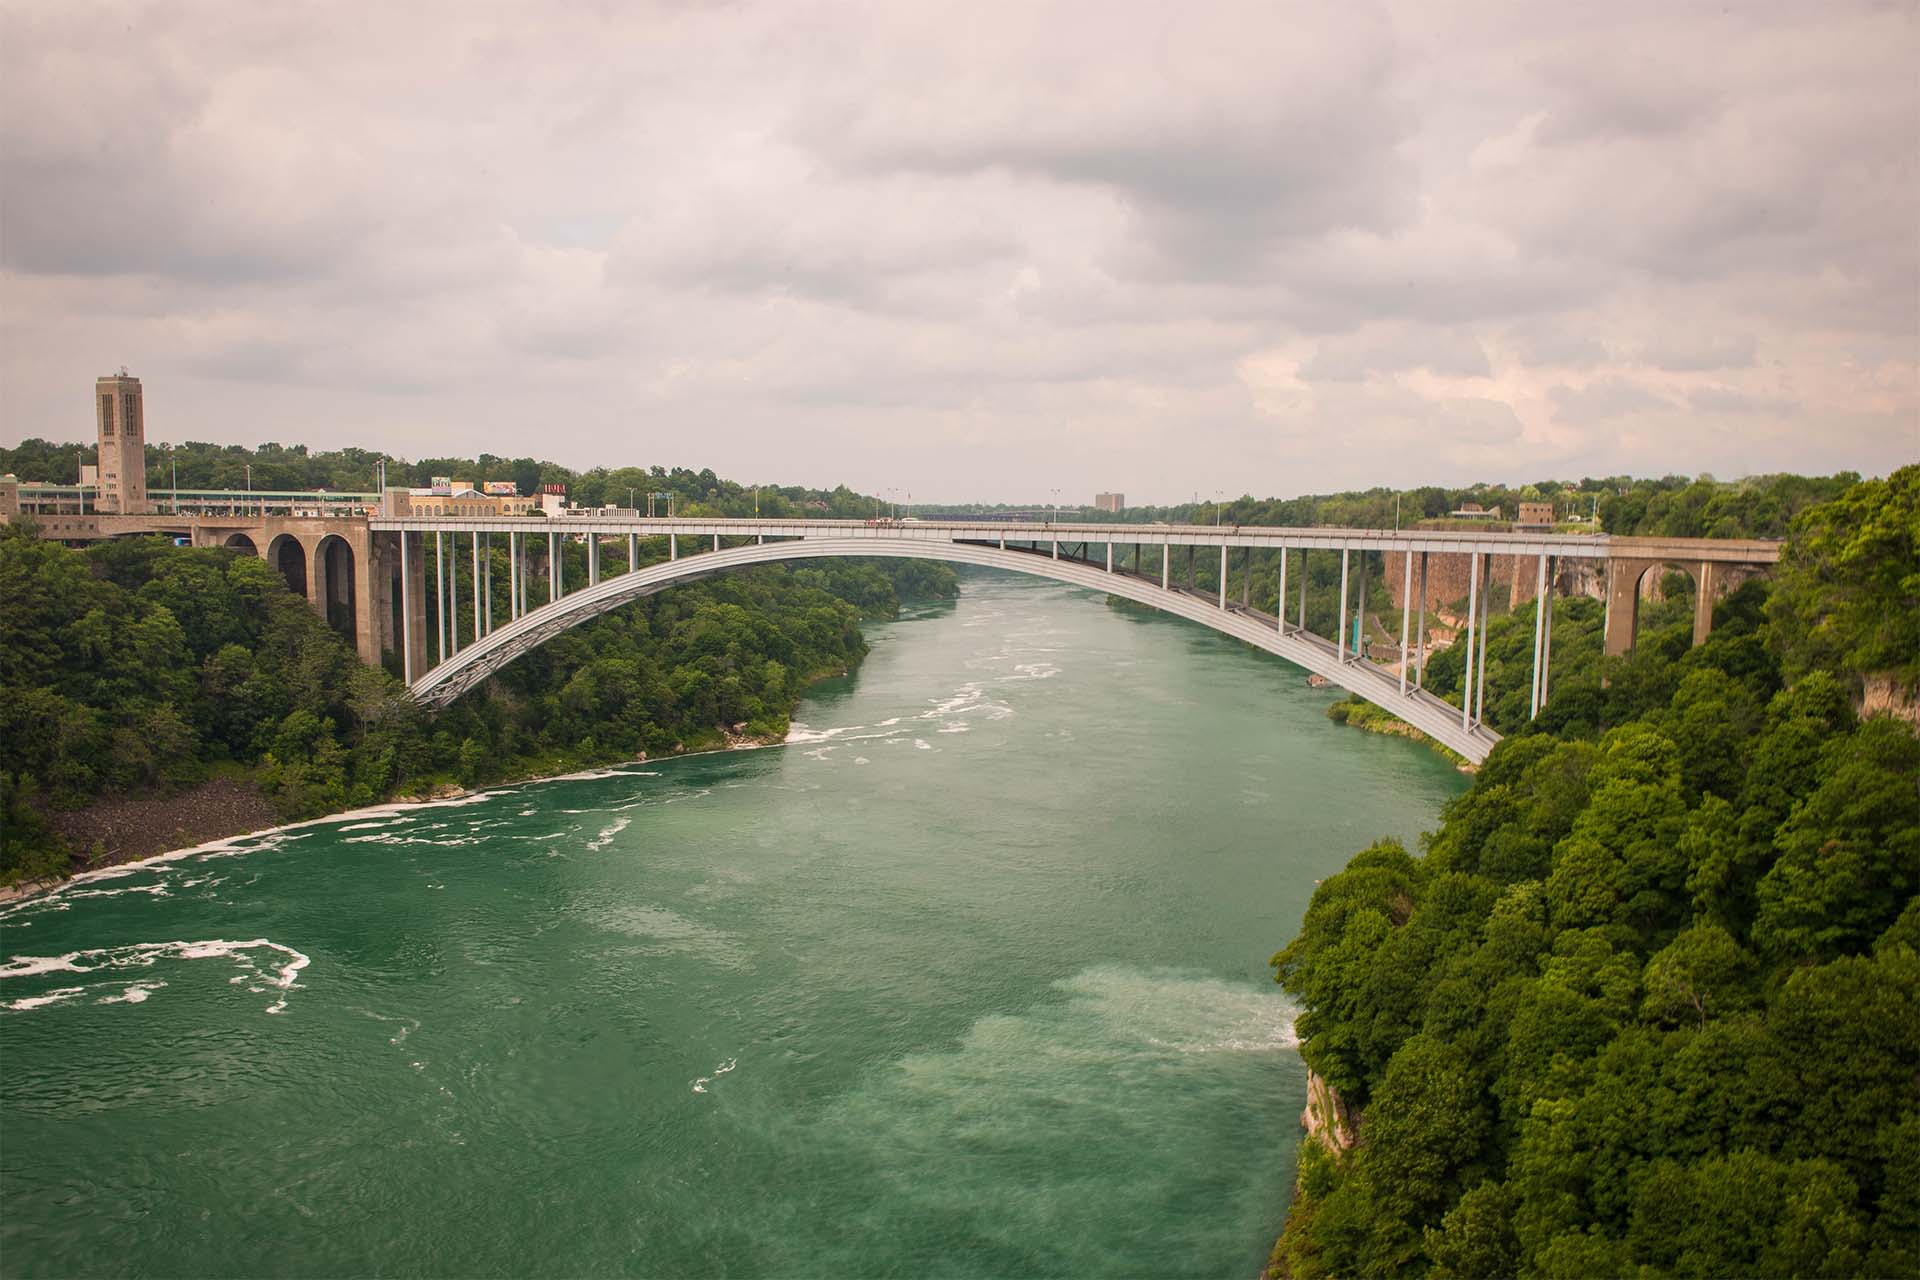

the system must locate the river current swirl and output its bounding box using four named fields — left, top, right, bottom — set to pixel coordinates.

left=1, top=571, right=1464, bottom=1277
